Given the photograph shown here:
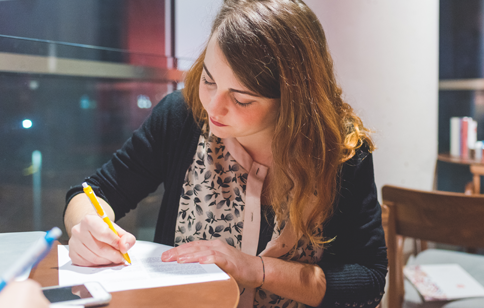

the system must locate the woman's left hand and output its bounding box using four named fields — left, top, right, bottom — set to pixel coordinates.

left=161, top=240, right=262, bottom=288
